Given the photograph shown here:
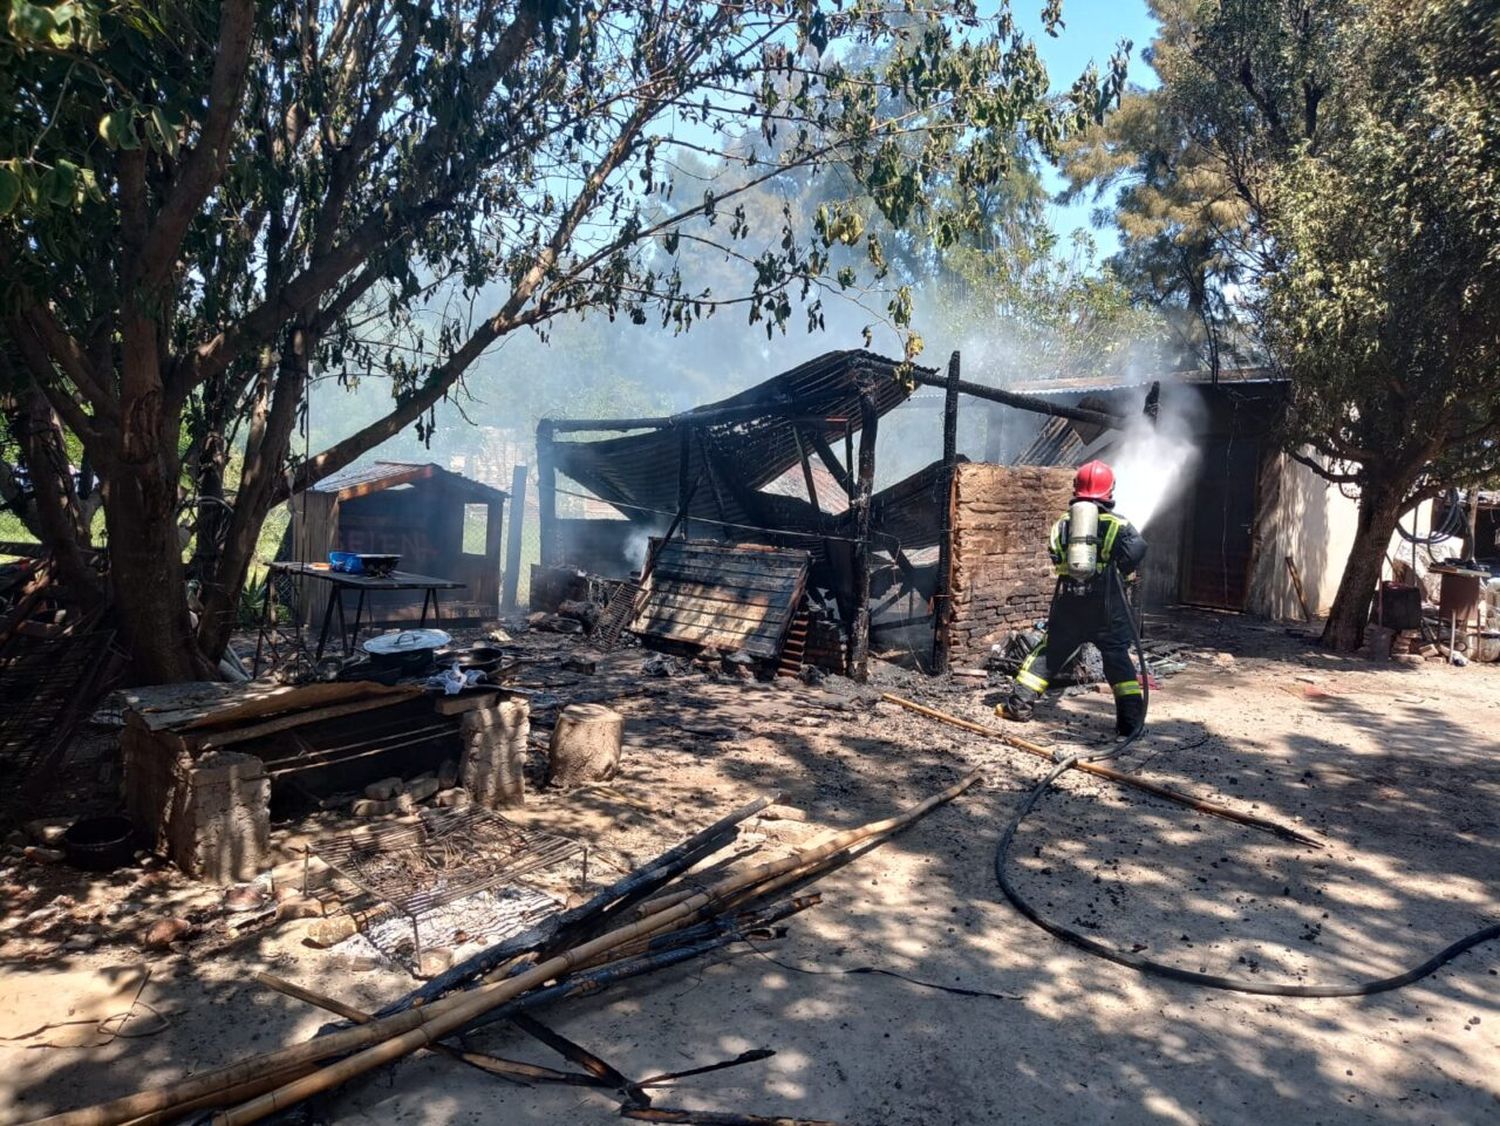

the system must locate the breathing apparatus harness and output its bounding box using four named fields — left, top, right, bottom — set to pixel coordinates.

left=994, top=528, right=1500, bottom=997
